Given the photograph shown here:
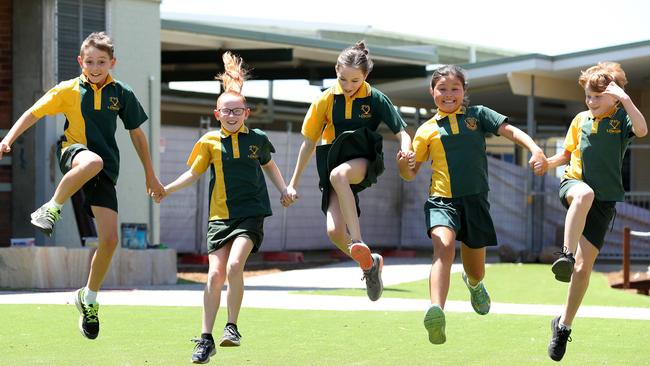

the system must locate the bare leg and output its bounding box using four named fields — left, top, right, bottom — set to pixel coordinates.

left=563, top=183, right=594, bottom=254
left=53, top=150, right=103, bottom=204
left=225, top=236, right=254, bottom=324
left=202, top=245, right=230, bottom=334
left=86, top=206, right=118, bottom=291
left=460, top=243, right=486, bottom=286
left=326, top=190, right=352, bottom=256
left=560, top=236, right=599, bottom=327
left=328, top=158, right=368, bottom=242
left=429, top=226, right=456, bottom=308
